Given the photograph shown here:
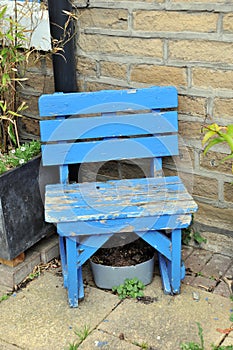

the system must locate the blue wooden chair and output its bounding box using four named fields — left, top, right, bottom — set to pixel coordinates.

left=39, top=86, right=198, bottom=307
